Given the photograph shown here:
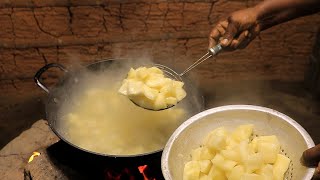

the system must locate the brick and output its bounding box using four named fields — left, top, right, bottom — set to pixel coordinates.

left=15, top=48, right=46, bottom=78
left=0, top=0, right=220, bottom=8
left=34, top=7, right=71, bottom=37
left=71, top=6, right=106, bottom=37
left=12, top=8, right=42, bottom=38
left=0, top=9, right=14, bottom=39
left=0, top=49, right=15, bottom=79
